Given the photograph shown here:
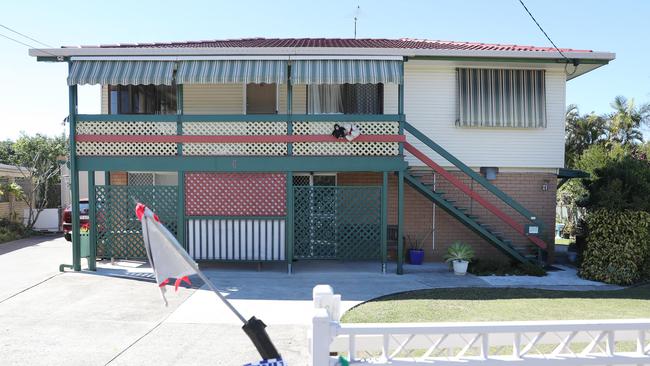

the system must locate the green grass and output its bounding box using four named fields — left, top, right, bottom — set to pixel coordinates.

left=341, top=285, right=650, bottom=323
left=555, top=237, right=572, bottom=246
